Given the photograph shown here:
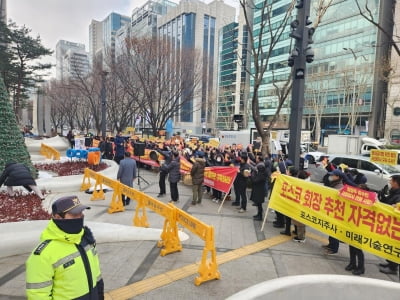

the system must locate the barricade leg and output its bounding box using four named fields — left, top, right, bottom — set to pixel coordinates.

left=107, top=186, right=125, bottom=213
left=194, top=226, right=220, bottom=286
left=80, top=174, right=92, bottom=191
left=91, top=182, right=105, bottom=200
left=133, top=196, right=149, bottom=227
left=158, top=208, right=182, bottom=256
